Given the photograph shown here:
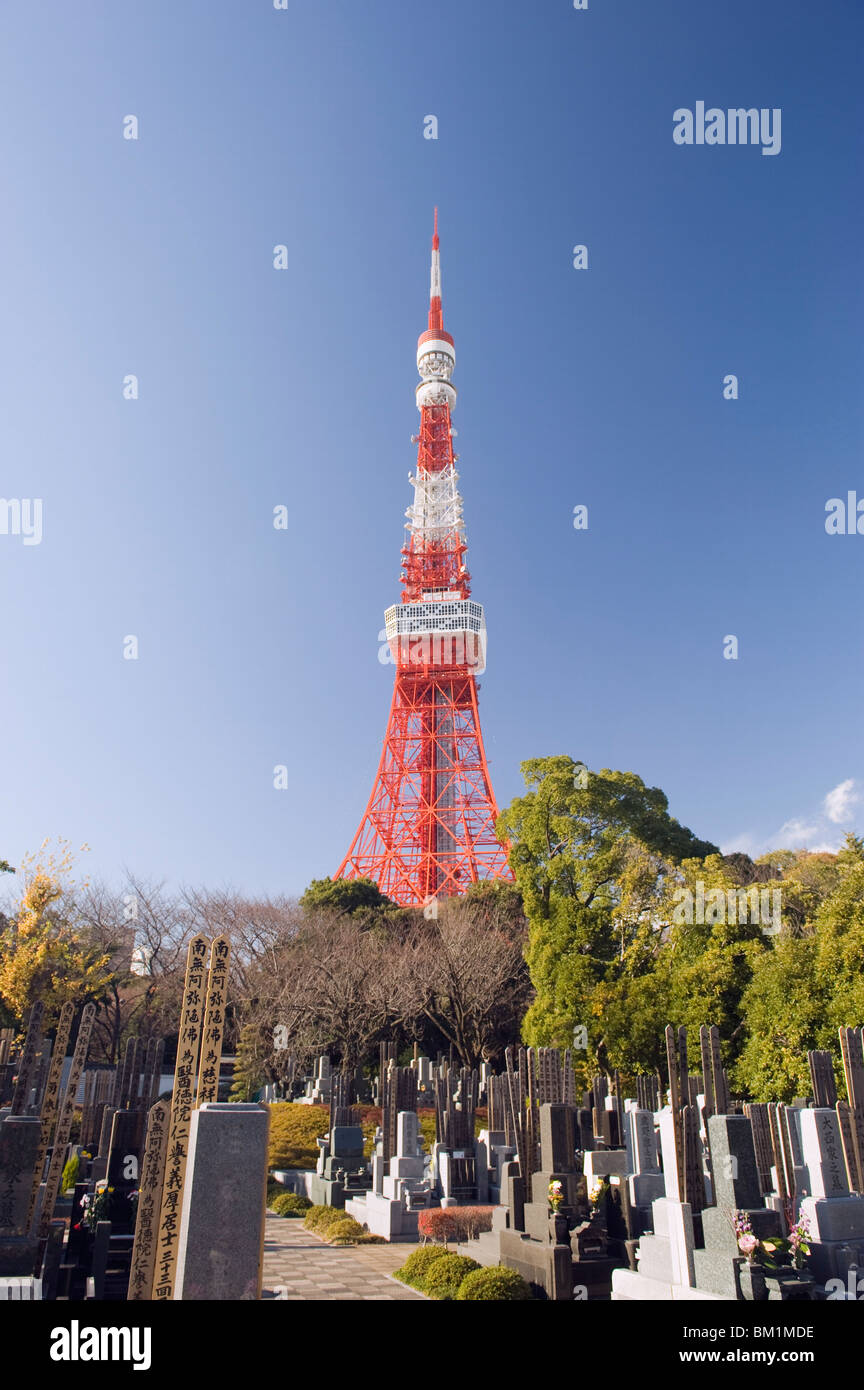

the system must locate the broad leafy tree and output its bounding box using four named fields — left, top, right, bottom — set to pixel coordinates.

left=497, top=756, right=718, bottom=1076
